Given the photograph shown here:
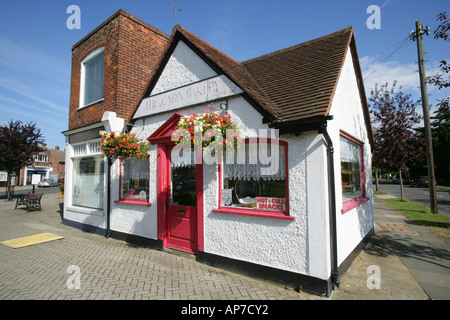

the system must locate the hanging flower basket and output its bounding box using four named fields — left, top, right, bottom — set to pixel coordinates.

left=100, top=131, right=149, bottom=159
left=174, top=106, right=240, bottom=149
